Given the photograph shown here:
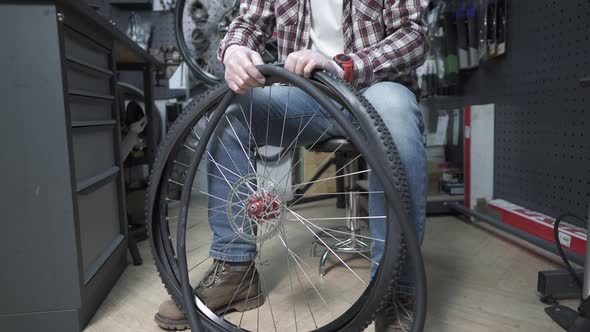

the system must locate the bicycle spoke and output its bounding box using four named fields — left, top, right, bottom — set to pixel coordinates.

left=289, top=215, right=385, bottom=222
left=238, top=259, right=259, bottom=328
left=274, top=113, right=317, bottom=167
left=205, top=150, right=257, bottom=193
left=238, top=95, right=271, bottom=180
left=216, top=136, right=247, bottom=178
left=222, top=261, right=256, bottom=316
left=288, top=208, right=367, bottom=284
left=173, top=160, right=233, bottom=188
left=289, top=219, right=386, bottom=242
left=247, top=91, right=254, bottom=156
left=288, top=158, right=368, bottom=207
left=277, top=233, right=329, bottom=307
left=275, top=119, right=340, bottom=187
left=264, top=86, right=272, bottom=160
left=208, top=156, right=258, bottom=192
left=292, top=256, right=319, bottom=329
left=279, top=223, right=299, bottom=332
left=292, top=212, right=379, bottom=265
left=189, top=256, right=210, bottom=273
left=296, top=191, right=384, bottom=196
left=224, top=115, right=257, bottom=175
left=281, top=135, right=336, bottom=197
left=273, top=85, right=292, bottom=171
left=292, top=161, right=367, bottom=190
left=186, top=229, right=242, bottom=256
left=257, top=252, right=278, bottom=332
